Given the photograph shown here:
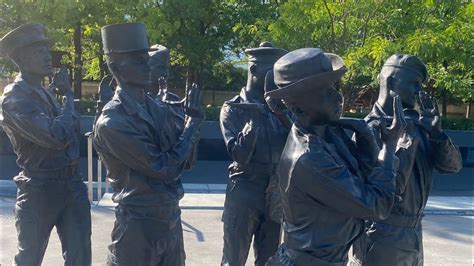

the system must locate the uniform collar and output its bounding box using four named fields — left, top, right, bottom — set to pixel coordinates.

left=14, top=75, right=59, bottom=111
left=114, top=87, right=155, bottom=125
left=114, top=87, right=138, bottom=115
left=14, top=75, right=37, bottom=94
